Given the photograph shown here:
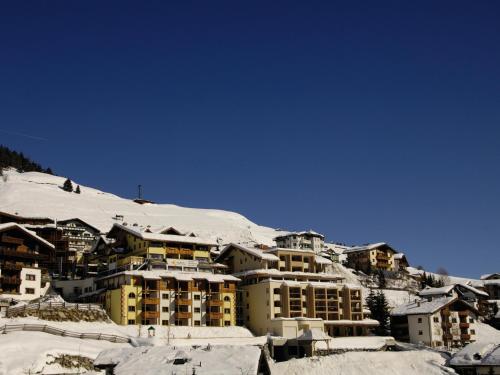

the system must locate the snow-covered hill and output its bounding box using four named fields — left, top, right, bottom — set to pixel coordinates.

left=0, top=170, right=285, bottom=245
